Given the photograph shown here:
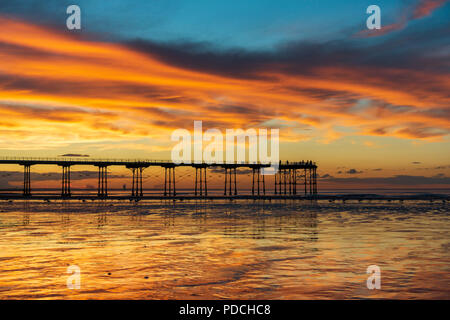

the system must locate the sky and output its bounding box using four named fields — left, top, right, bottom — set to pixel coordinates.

left=0, top=0, right=449, bottom=190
